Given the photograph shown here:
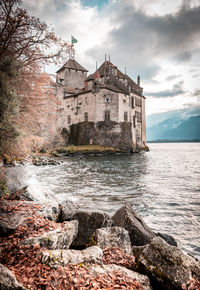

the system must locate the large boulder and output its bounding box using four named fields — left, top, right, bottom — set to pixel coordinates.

left=88, top=264, right=152, bottom=290
left=112, top=203, right=155, bottom=246
left=92, top=226, right=132, bottom=255
left=24, top=220, right=78, bottom=250
left=132, top=237, right=200, bottom=290
left=71, top=210, right=112, bottom=247
left=42, top=246, right=103, bottom=267
left=0, top=263, right=26, bottom=290
left=0, top=200, right=59, bottom=237
left=0, top=201, right=25, bottom=237
left=58, top=200, right=113, bottom=247
left=57, top=200, right=83, bottom=222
